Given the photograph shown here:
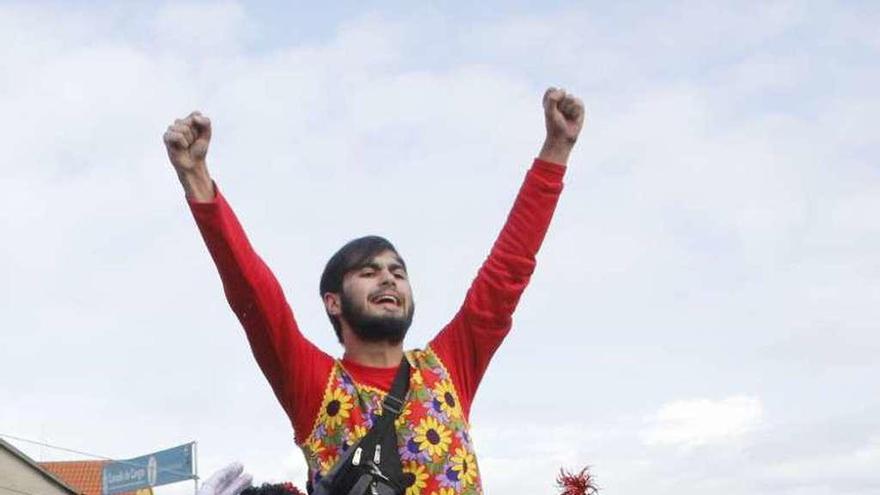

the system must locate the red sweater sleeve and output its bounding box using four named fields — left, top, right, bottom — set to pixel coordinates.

left=429, top=159, right=565, bottom=419
left=188, top=186, right=333, bottom=442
